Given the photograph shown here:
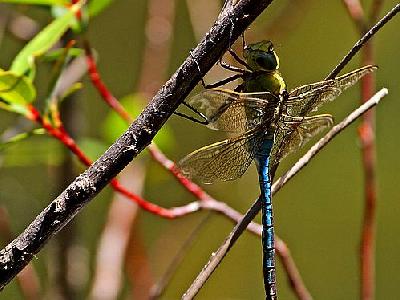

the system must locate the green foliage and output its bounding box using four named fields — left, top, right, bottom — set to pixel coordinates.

left=0, top=0, right=67, bottom=4
left=102, top=94, right=175, bottom=152
left=0, top=69, right=36, bottom=115
left=59, top=82, right=83, bottom=100
left=42, top=47, right=83, bottom=62
left=51, top=3, right=88, bottom=33
left=10, top=2, right=81, bottom=76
